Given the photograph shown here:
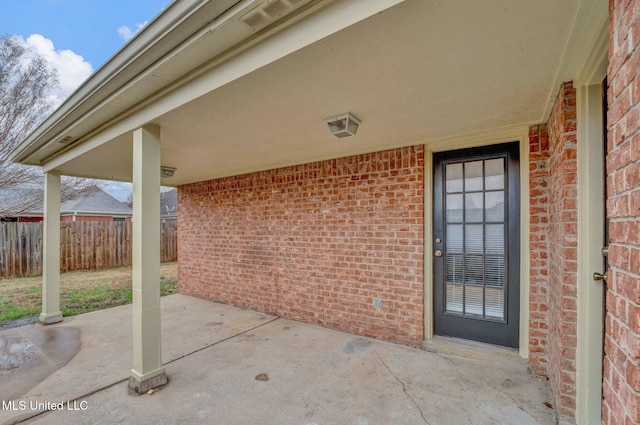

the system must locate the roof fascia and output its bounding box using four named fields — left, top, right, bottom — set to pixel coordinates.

left=9, top=0, right=242, bottom=164
left=41, top=0, right=406, bottom=173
